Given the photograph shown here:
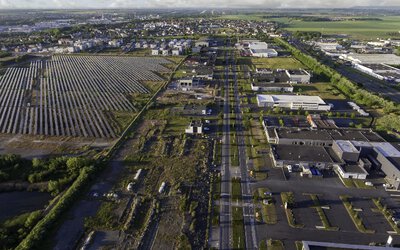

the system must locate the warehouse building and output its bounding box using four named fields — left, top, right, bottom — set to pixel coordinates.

left=257, top=94, right=332, bottom=111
